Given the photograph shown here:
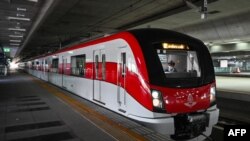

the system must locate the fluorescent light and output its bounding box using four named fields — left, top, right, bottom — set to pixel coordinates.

left=17, top=8, right=27, bottom=11
left=8, top=28, right=26, bottom=31
left=27, top=0, right=38, bottom=2
left=10, top=40, right=21, bottom=42
left=10, top=43, right=20, bottom=46
left=14, top=31, right=23, bottom=35
left=7, top=16, right=30, bottom=21
left=16, top=13, right=25, bottom=17
left=9, top=35, right=23, bottom=38
left=227, top=41, right=241, bottom=44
